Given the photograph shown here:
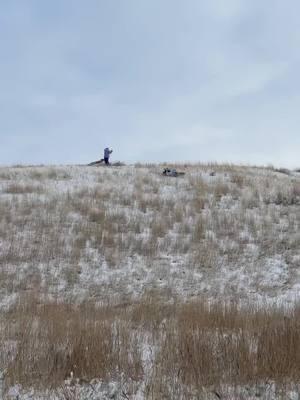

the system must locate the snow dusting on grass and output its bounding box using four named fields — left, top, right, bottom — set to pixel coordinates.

left=0, top=163, right=299, bottom=308
left=0, top=163, right=299, bottom=399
